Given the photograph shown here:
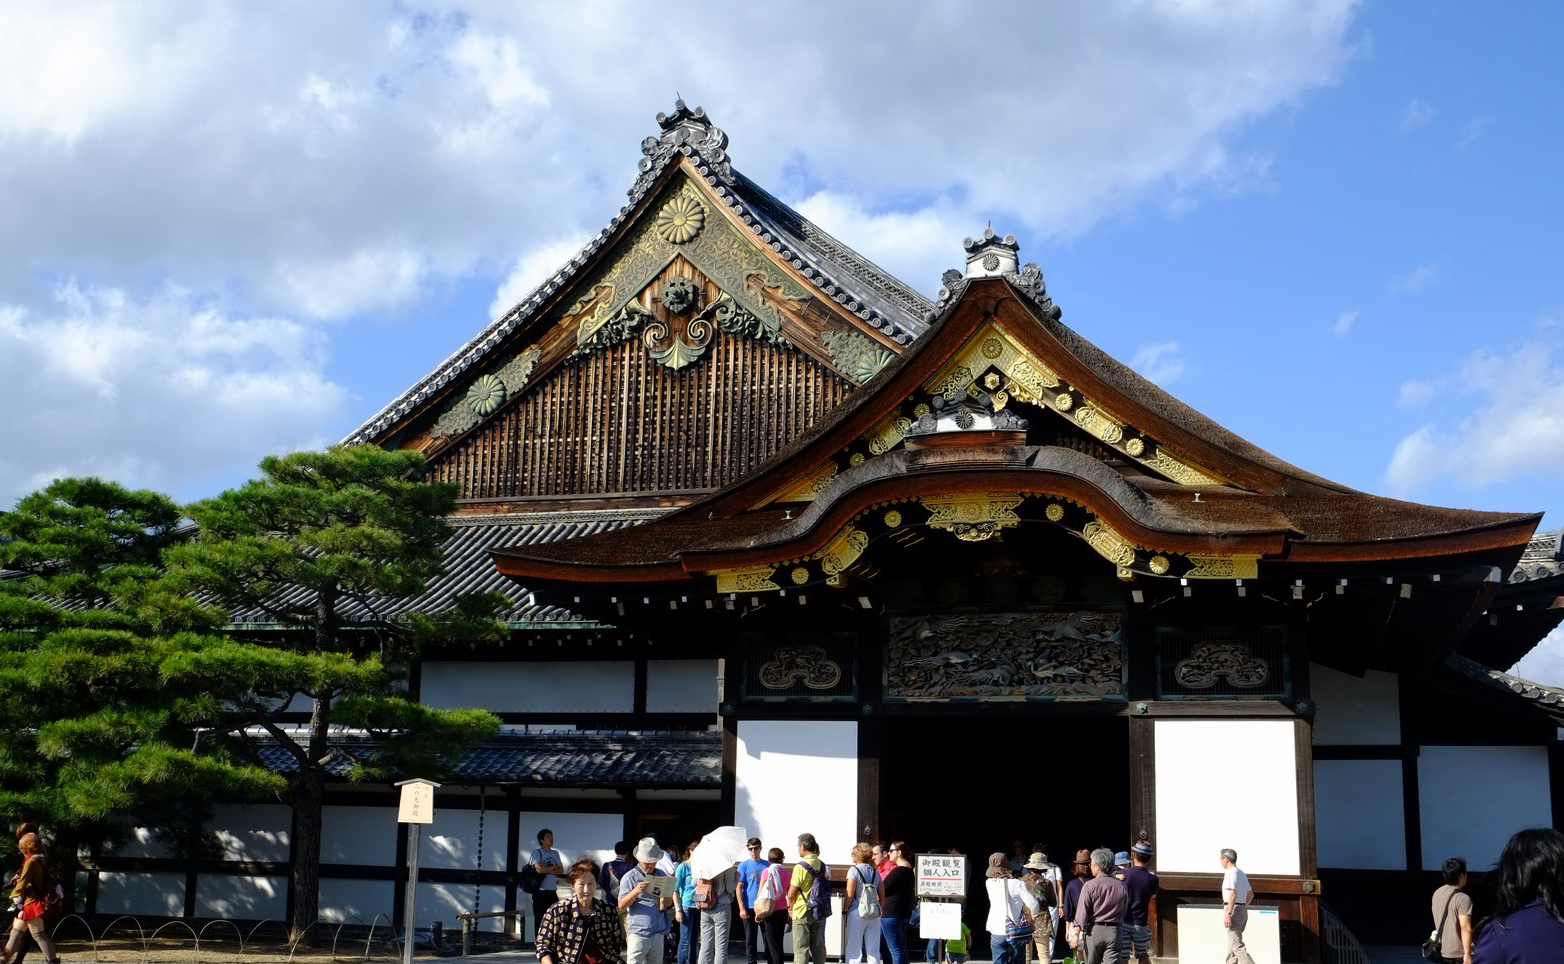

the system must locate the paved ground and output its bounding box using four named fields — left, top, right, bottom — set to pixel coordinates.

left=435, top=946, right=1431, bottom=964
